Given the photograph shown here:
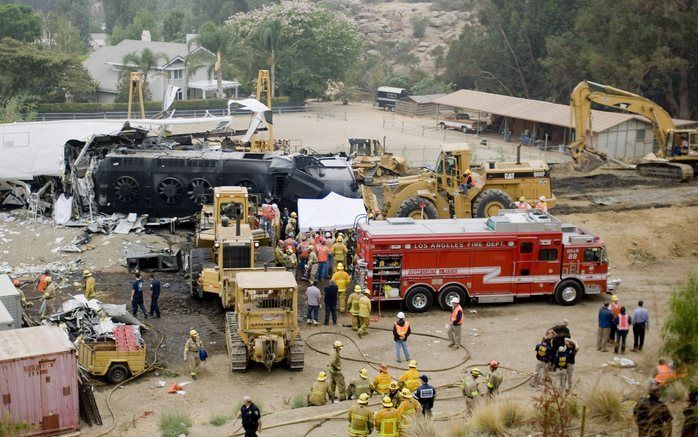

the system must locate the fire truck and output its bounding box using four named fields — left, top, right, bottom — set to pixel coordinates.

left=354, top=210, right=615, bottom=312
